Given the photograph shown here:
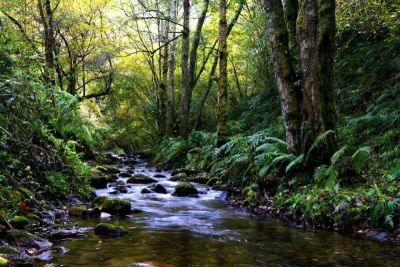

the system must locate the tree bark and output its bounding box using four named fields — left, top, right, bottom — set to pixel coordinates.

left=216, top=0, right=228, bottom=144
left=38, top=0, right=56, bottom=85
left=179, top=0, right=191, bottom=137
left=193, top=0, right=244, bottom=130
left=264, top=0, right=302, bottom=152
left=159, top=3, right=169, bottom=136
left=166, top=0, right=177, bottom=137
